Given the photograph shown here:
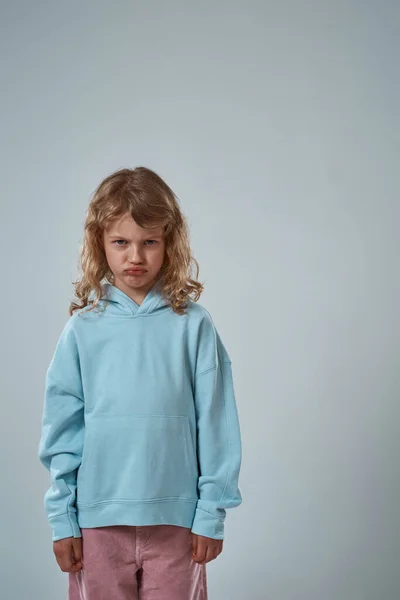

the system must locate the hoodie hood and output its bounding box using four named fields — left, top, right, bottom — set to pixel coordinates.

left=95, top=280, right=171, bottom=317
